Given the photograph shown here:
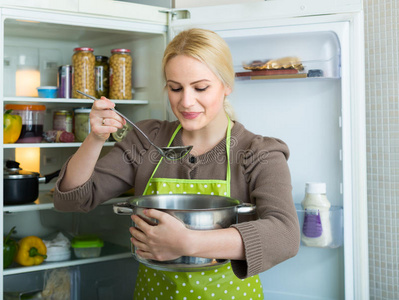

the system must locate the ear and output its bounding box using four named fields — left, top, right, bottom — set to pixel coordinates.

left=224, top=86, right=232, bottom=97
